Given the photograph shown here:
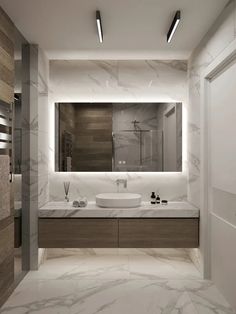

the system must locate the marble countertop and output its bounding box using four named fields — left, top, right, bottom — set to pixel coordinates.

left=39, top=201, right=199, bottom=218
